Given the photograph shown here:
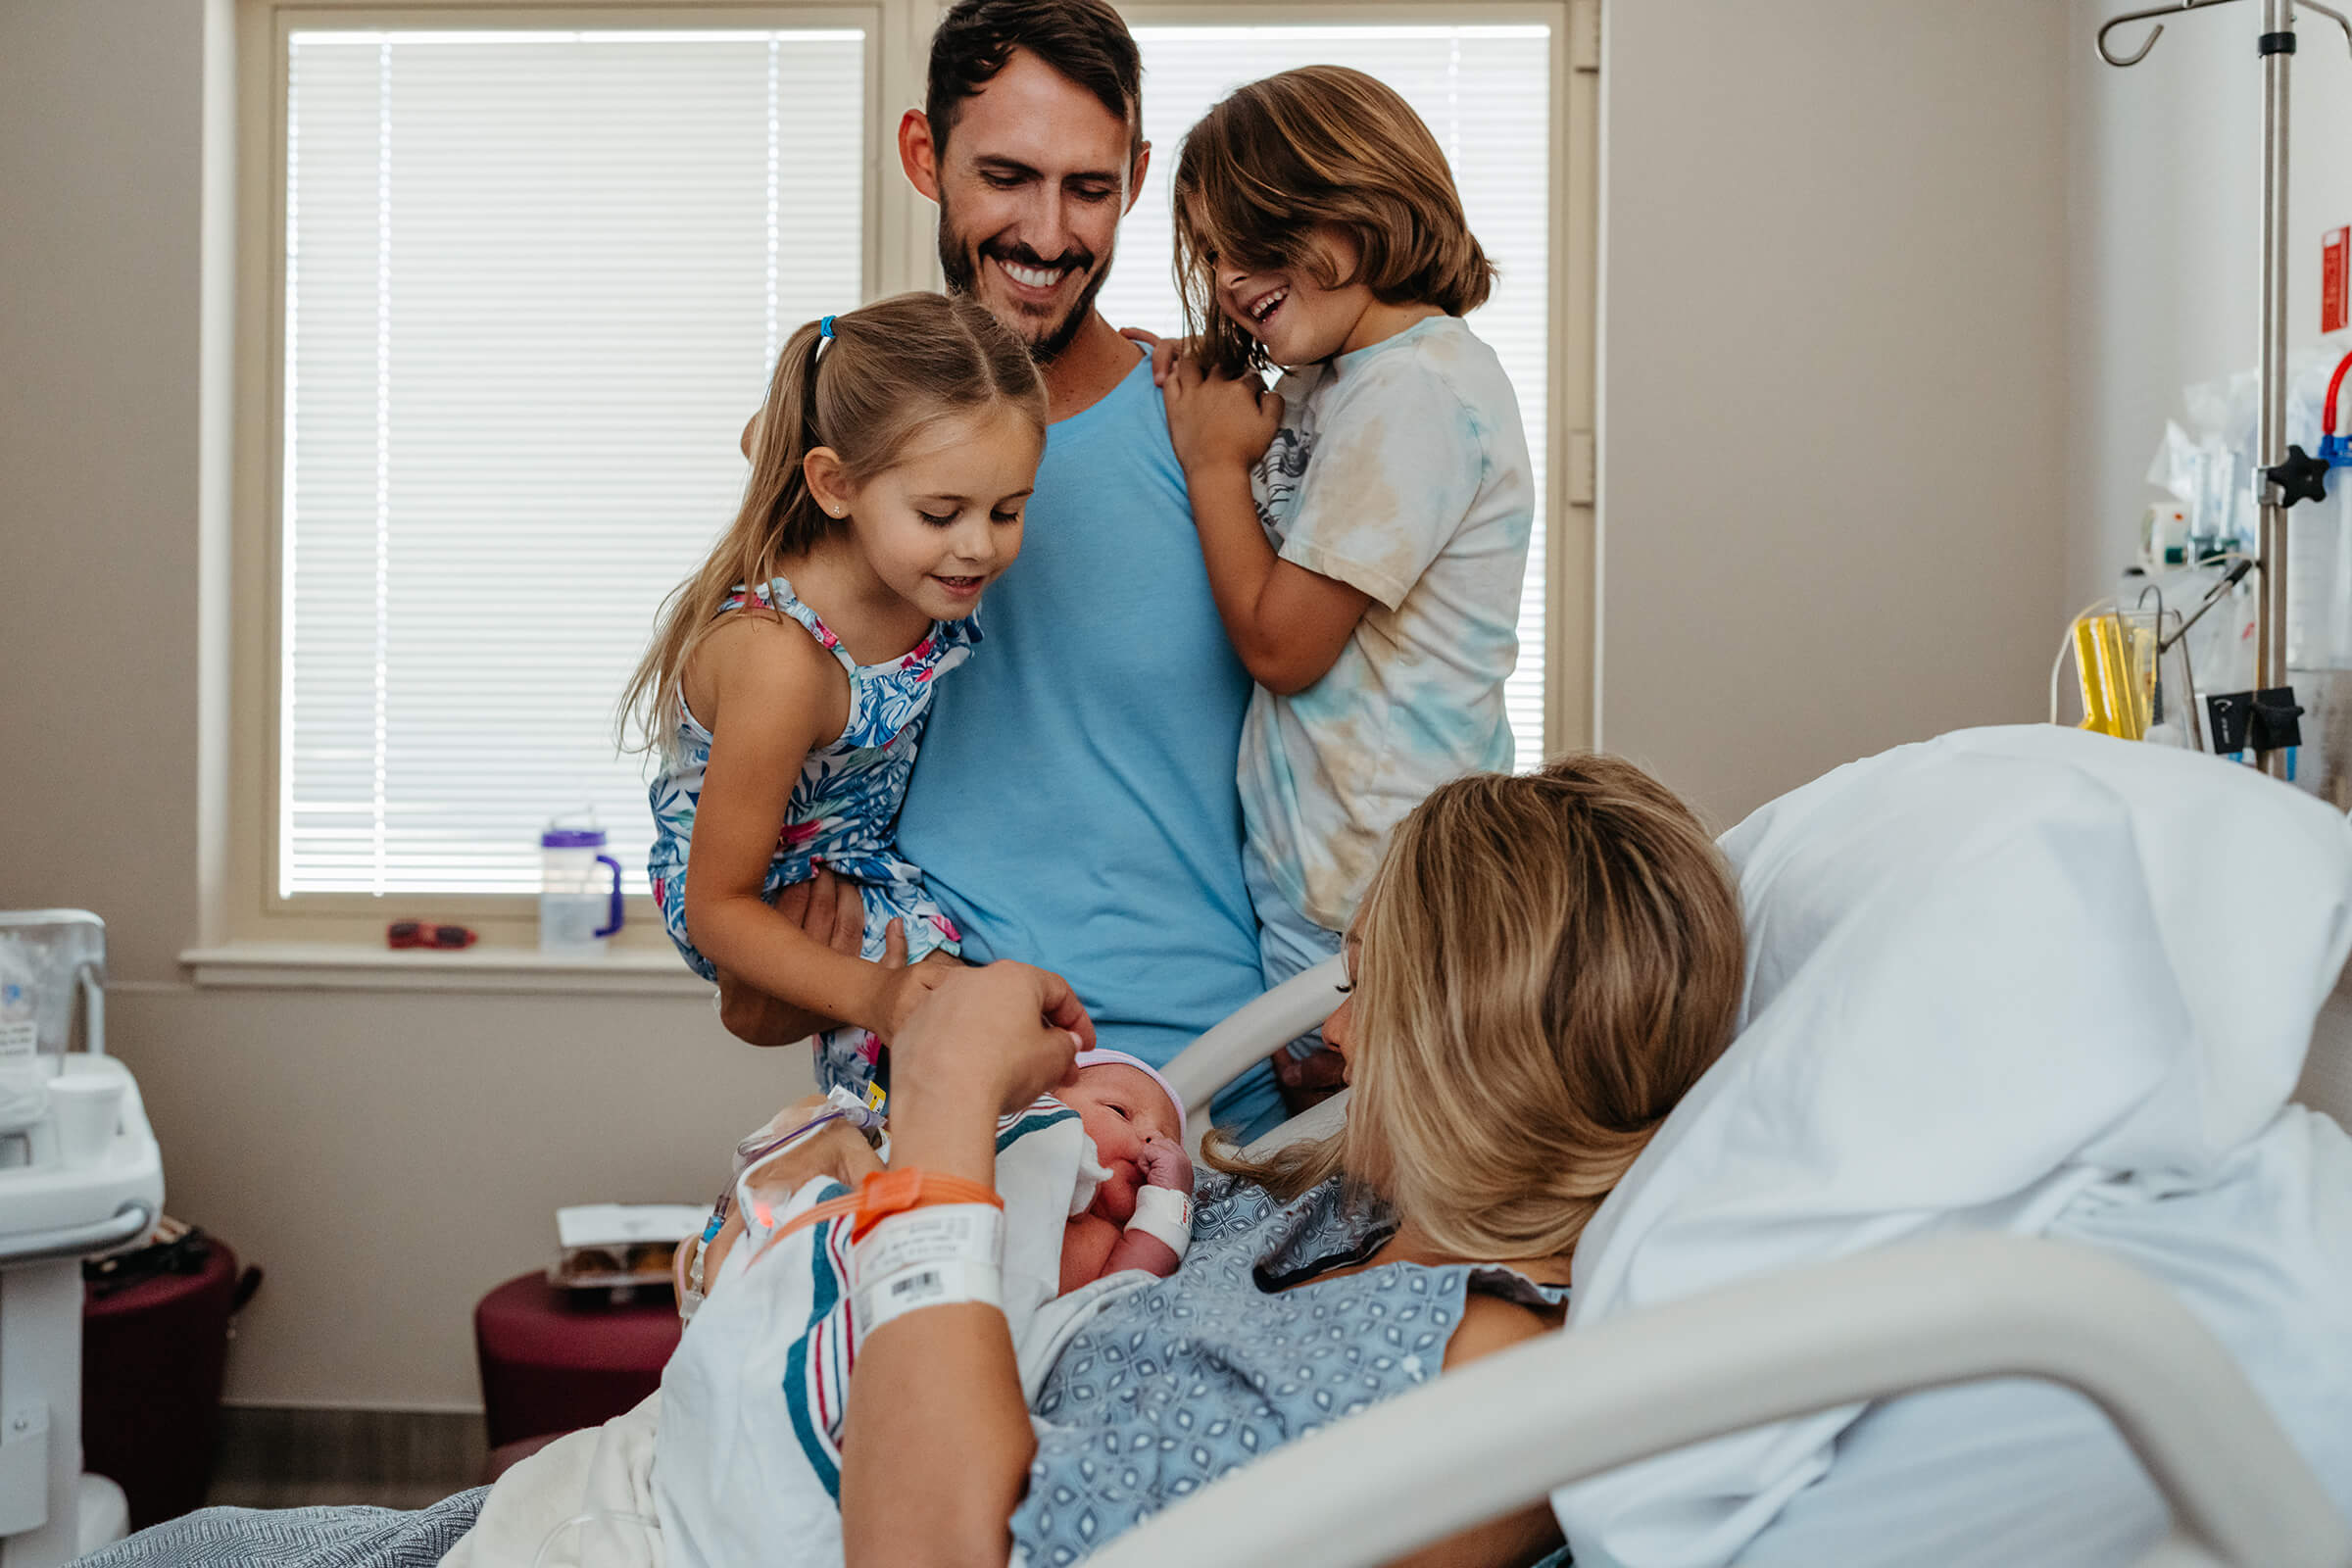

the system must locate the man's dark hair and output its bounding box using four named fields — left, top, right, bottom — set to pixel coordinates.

left=926, top=0, right=1144, bottom=160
